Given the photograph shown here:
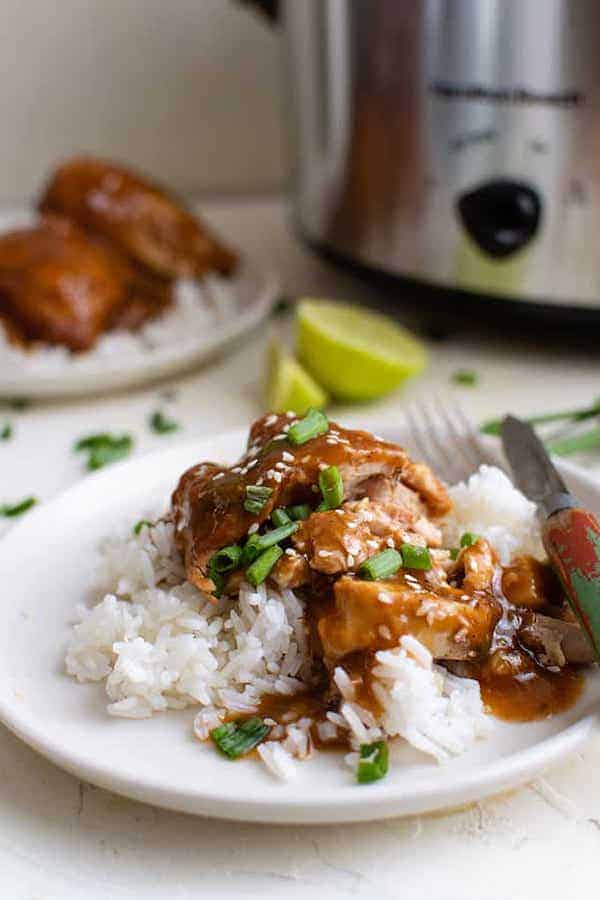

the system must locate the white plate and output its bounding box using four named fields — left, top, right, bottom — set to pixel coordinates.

left=0, top=424, right=598, bottom=824
left=0, top=209, right=278, bottom=398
